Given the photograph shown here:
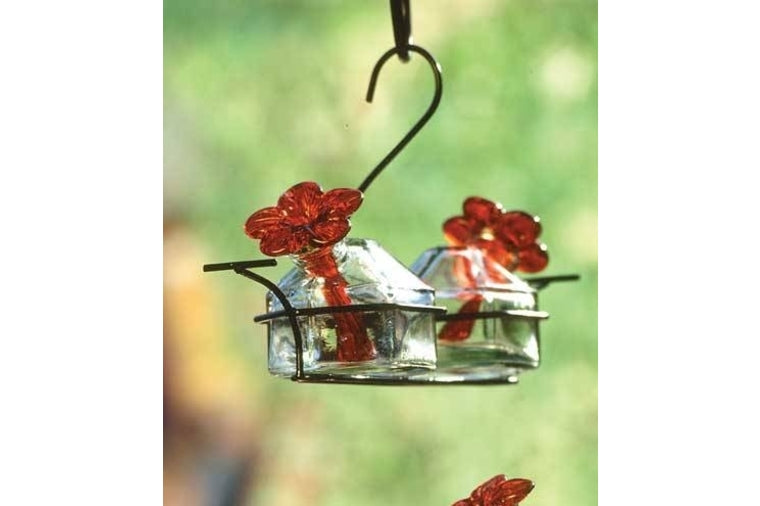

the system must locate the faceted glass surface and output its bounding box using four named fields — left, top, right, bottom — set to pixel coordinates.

left=411, top=246, right=541, bottom=372
left=265, top=238, right=438, bottom=378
